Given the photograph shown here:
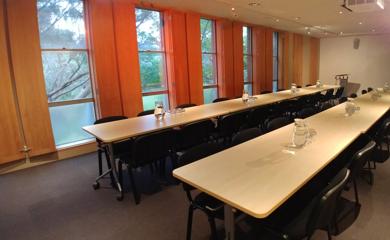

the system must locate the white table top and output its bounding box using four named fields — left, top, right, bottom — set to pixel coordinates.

left=83, top=85, right=339, bottom=143
left=173, top=91, right=390, bottom=218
